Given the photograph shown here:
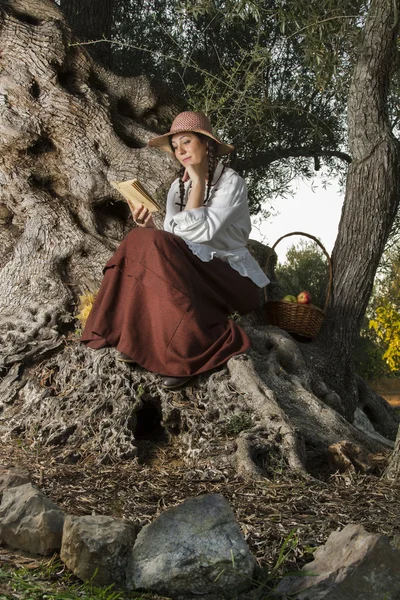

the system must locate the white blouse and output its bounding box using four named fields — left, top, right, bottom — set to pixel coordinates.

left=163, top=162, right=269, bottom=288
